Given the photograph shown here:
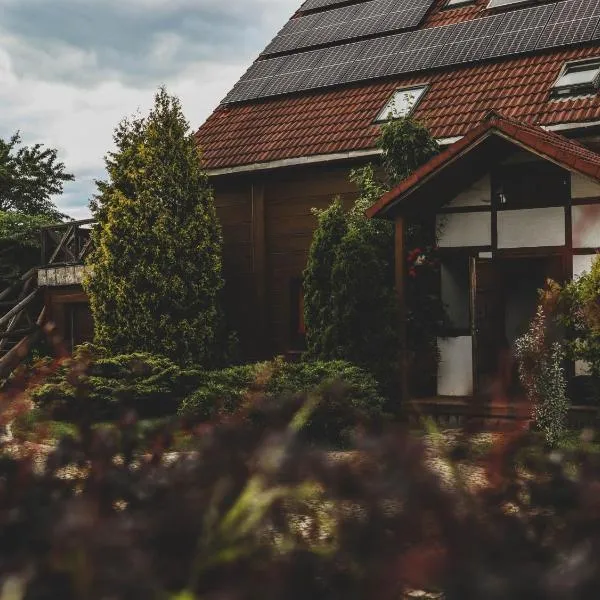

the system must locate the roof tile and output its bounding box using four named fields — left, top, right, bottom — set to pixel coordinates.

left=197, top=45, right=600, bottom=170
